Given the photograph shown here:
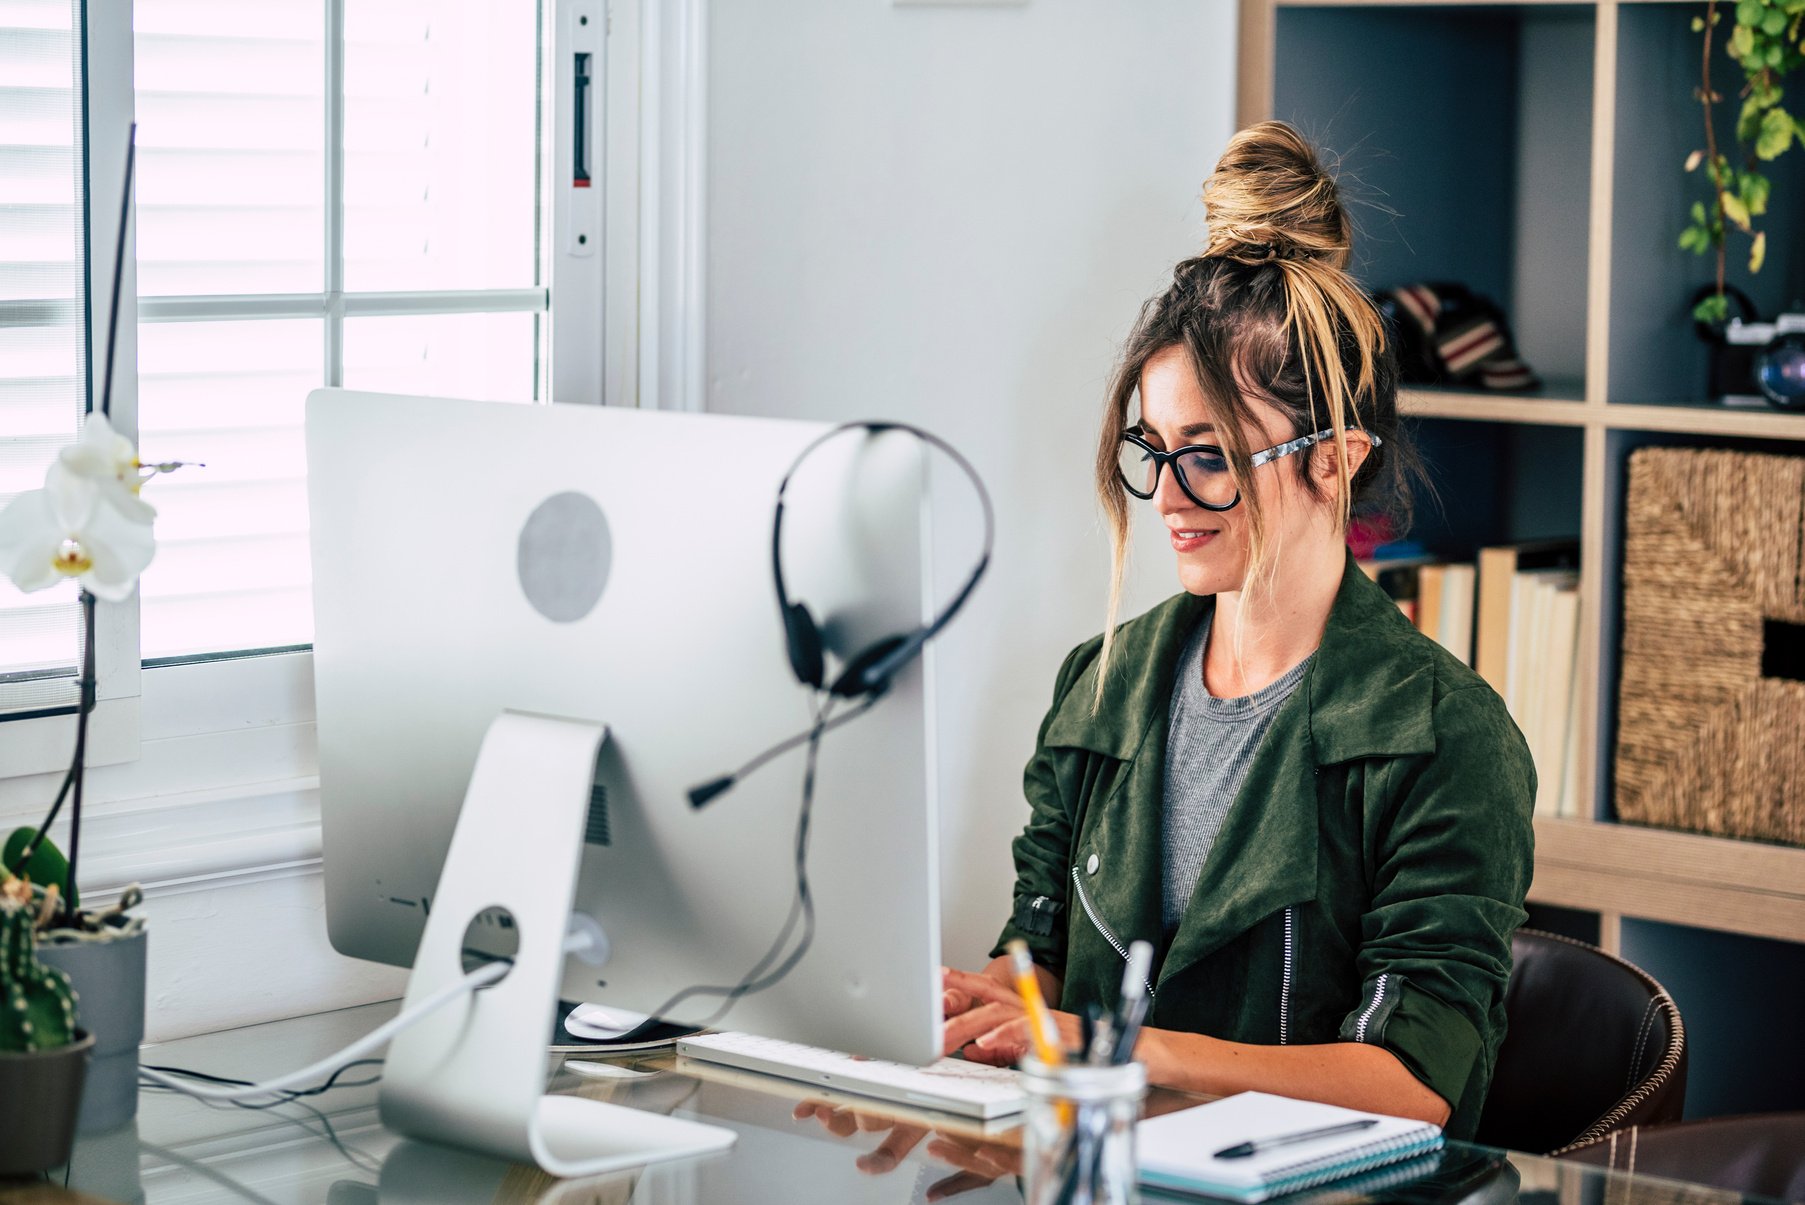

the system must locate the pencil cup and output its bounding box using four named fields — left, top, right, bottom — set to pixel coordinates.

left=1020, top=1057, right=1146, bottom=1205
